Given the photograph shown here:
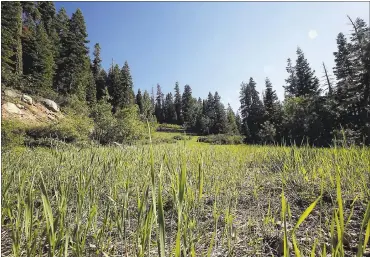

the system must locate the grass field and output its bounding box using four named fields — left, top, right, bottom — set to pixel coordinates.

left=1, top=140, right=370, bottom=256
